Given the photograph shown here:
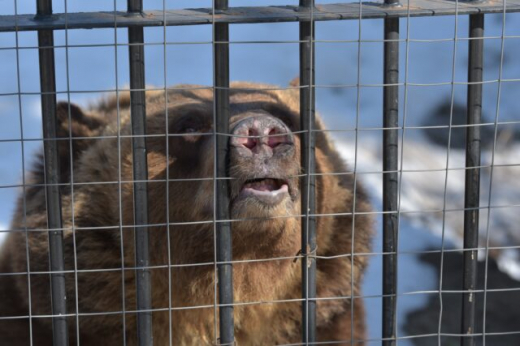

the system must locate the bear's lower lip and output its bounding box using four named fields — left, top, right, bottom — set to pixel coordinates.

left=239, top=179, right=290, bottom=205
